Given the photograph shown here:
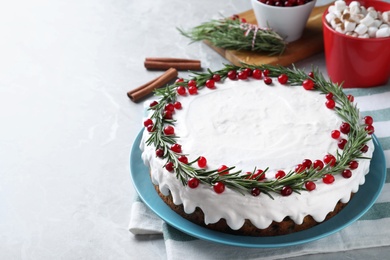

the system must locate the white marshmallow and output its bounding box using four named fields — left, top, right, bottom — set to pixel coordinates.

left=367, top=9, right=378, bottom=19
left=345, top=20, right=356, bottom=32
left=328, top=5, right=336, bottom=14
left=335, top=23, right=346, bottom=34
left=333, top=10, right=342, bottom=18
left=367, top=26, right=378, bottom=38
left=372, top=19, right=382, bottom=28
left=326, top=12, right=337, bottom=24
left=360, top=14, right=375, bottom=26
left=354, top=23, right=368, bottom=35
left=380, top=23, right=389, bottom=29
left=358, top=33, right=369, bottom=38
left=376, top=27, right=390, bottom=38
left=350, top=5, right=360, bottom=15
left=350, top=13, right=364, bottom=23
left=335, top=0, right=347, bottom=12
left=349, top=1, right=360, bottom=8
